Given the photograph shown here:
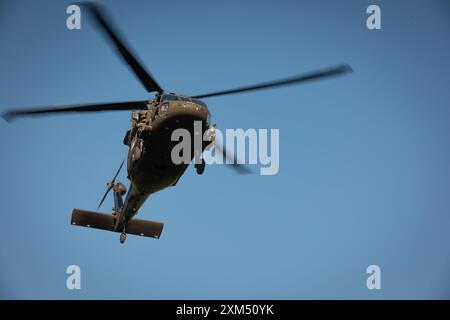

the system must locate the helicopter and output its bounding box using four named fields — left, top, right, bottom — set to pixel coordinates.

left=2, top=2, right=352, bottom=243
